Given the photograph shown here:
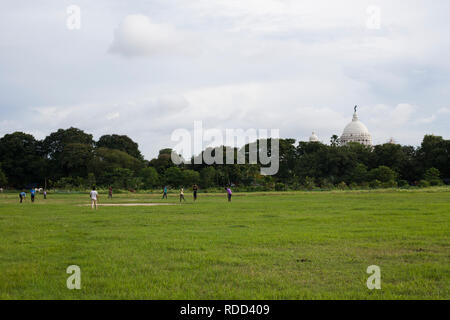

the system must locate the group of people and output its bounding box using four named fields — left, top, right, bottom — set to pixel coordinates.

left=17, top=184, right=232, bottom=208
left=17, top=184, right=230, bottom=208
left=162, top=185, right=233, bottom=203
left=15, top=184, right=232, bottom=210
left=19, top=188, right=47, bottom=203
